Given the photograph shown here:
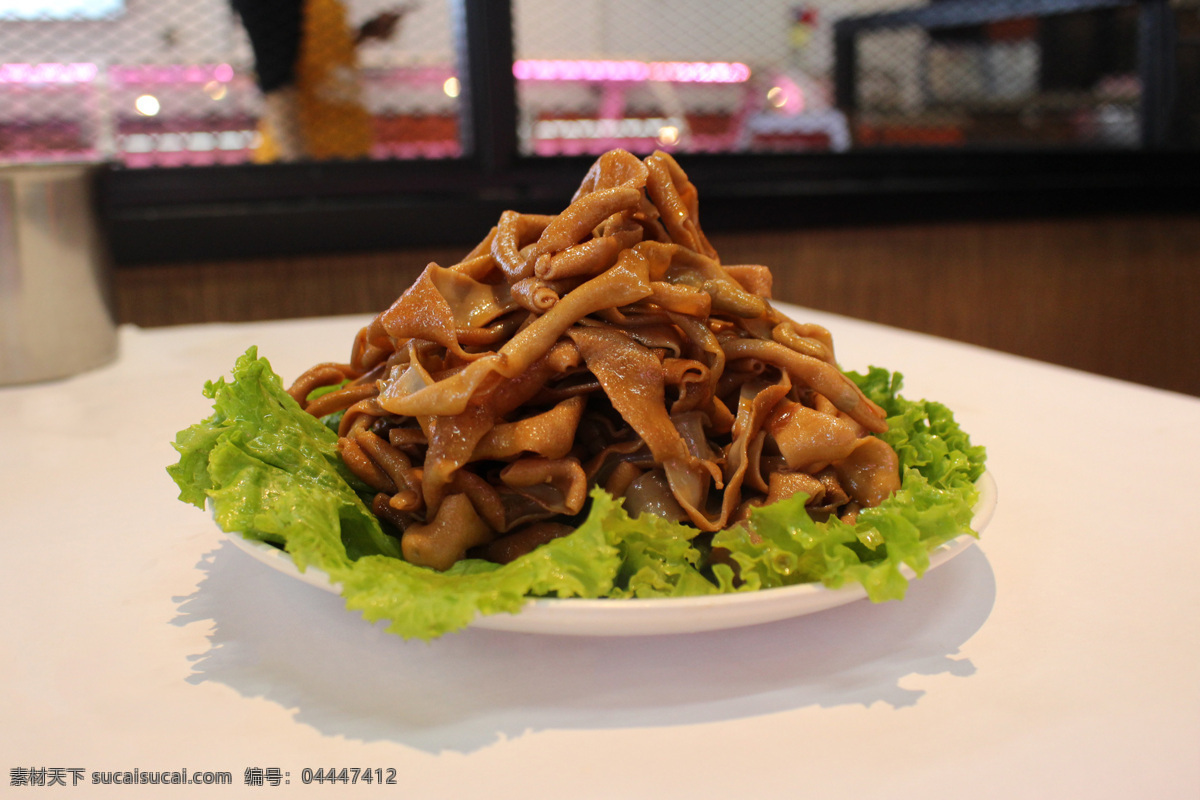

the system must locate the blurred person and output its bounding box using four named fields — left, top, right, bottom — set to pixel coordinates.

left=231, top=0, right=407, bottom=161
